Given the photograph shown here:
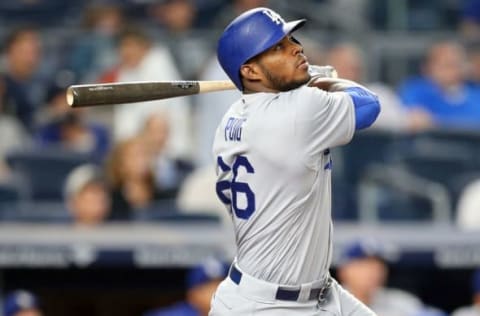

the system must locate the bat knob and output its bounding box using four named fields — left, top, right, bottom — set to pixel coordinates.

left=66, top=86, right=76, bottom=107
